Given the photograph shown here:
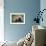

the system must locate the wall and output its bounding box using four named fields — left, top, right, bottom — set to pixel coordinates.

left=4, top=0, right=40, bottom=42
left=40, top=0, right=46, bottom=27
